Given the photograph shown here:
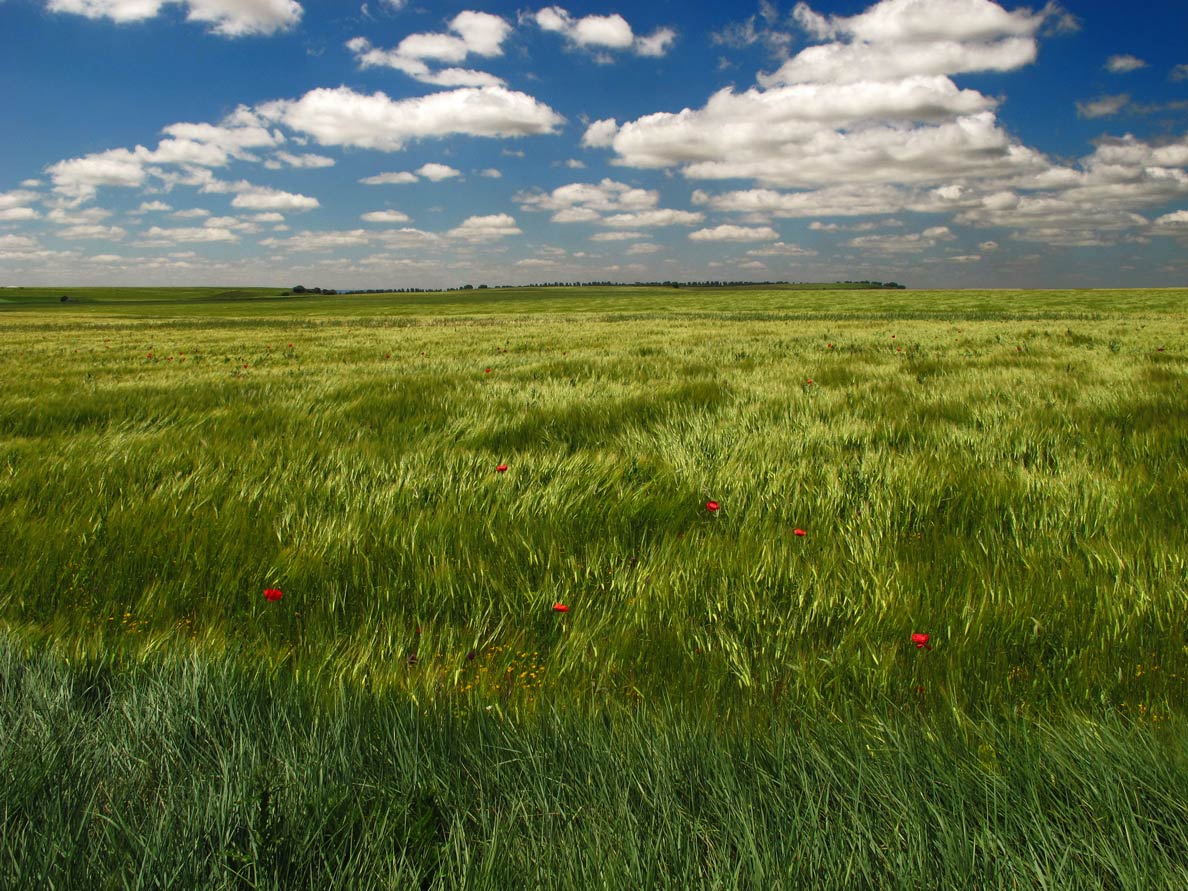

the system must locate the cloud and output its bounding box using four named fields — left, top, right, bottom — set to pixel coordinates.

left=347, top=12, right=511, bottom=86
left=360, top=171, right=419, bottom=185
left=949, top=135, right=1188, bottom=245
left=230, top=186, right=319, bottom=211
left=44, top=109, right=283, bottom=199
left=257, top=86, right=564, bottom=151
left=46, top=0, right=303, bottom=37
left=141, top=225, right=238, bottom=243
left=1151, top=210, right=1188, bottom=237
left=598, top=85, right=1041, bottom=188
left=173, top=208, right=211, bottom=218
left=745, top=241, right=818, bottom=257
left=517, top=178, right=658, bottom=223
left=0, top=207, right=40, bottom=221
left=626, top=242, right=662, bottom=254
left=0, top=190, right=40, bottom=209
left=592, top=0, right=1052, bottom=193
left=1076, top=94, right=1130, bottom=119
left=261, top=229, right=372, bottom=251
left=415, top=162, right=461, bottom=181
left=600, top=209, right=704, bottom=228
left=136, top=200, right=172, bottom=212
left=529, top=6, right=676, bottom=57
left=1105, top=54, right=1146, bottom=73
left=850, top=226, right=955, bottom=253
left=361, top=209, right=411, bottom=223
left=581, top=118, right=618, bottom=148
left=689, top=224, right=779, bottom=242
left=0, top=234, right=47, bottom=257
left=691, top=183, right=975, bottom=219
left=265, top=151, right=335, bottom=169
left=589, top=230, right=645, bottom=241
left=1173, top=64, right=1188, bottom=82
left=767, top=0, right=1049, bottom=86
left=446, top=213, right=521, bottom=241
left=0, top=190, right=40, bottom=220
left=712, top=2, right=794, bottom=57
left=57, top=224, right=128, bottom=240
left=478, top=168, right=502, bottom=178
left=46, top=147, right=149, bottom=199
left=634, top=27, right=676, bottom=58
